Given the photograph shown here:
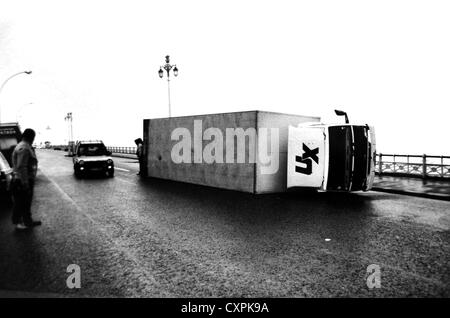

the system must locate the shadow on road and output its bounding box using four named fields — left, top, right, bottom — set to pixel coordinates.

left=135, top=176, right=381, bottom=224
left=0, top=194, right=13, bottom=213
left=72, top=173, right=112, bottom=180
